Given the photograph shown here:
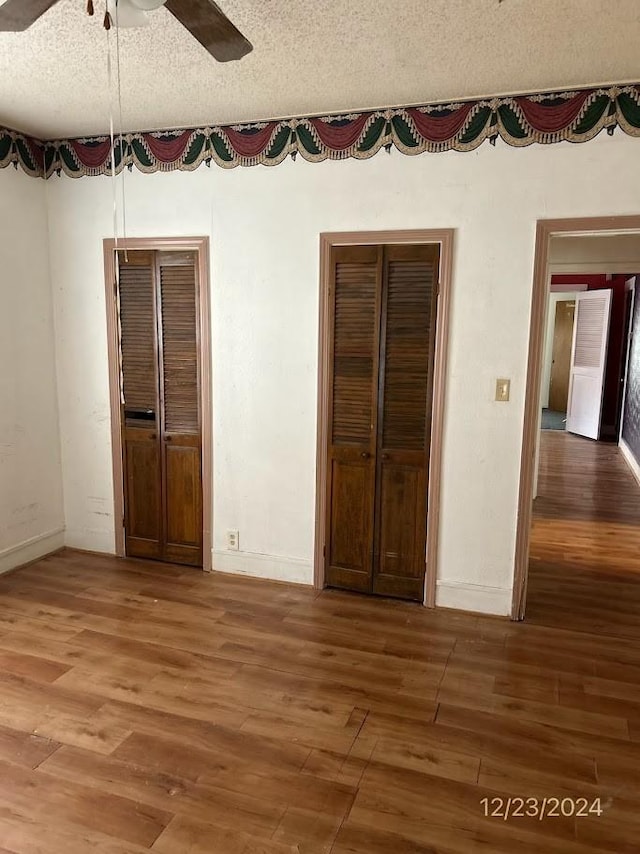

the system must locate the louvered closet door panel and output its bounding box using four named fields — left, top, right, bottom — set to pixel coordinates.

left=124, top=428, right=162, bottom=559
left=160, top=257, right=200, bottom=433
left=158, top=252, right=203, bottom=567
left=118, top=251, right=162, bottom=559
left=373, top=244, right=439, bottom=601
left=325, top=245, right=382, bottom=593
left=119, top=251, right=158, bottom=416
